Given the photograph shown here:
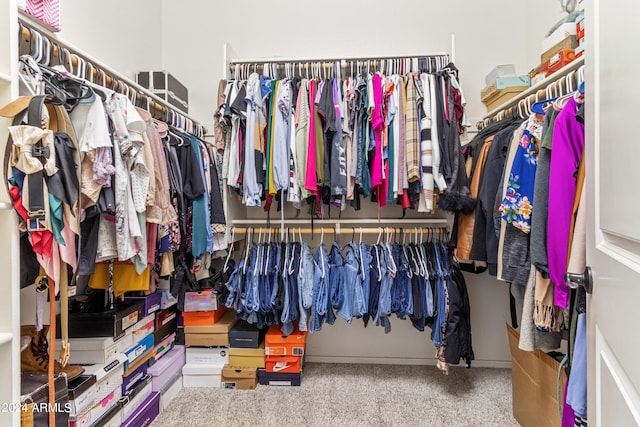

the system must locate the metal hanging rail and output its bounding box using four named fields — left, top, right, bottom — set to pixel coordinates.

left=17, top=14, right=207, bottom=137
